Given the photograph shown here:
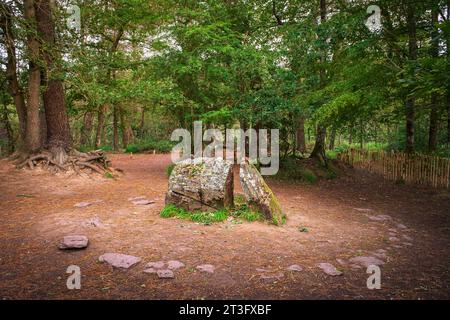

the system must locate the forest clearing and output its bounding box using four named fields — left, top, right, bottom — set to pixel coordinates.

left=0, top=0, right=449, bottom=305
left=0, top=154, right=449, bottom=299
